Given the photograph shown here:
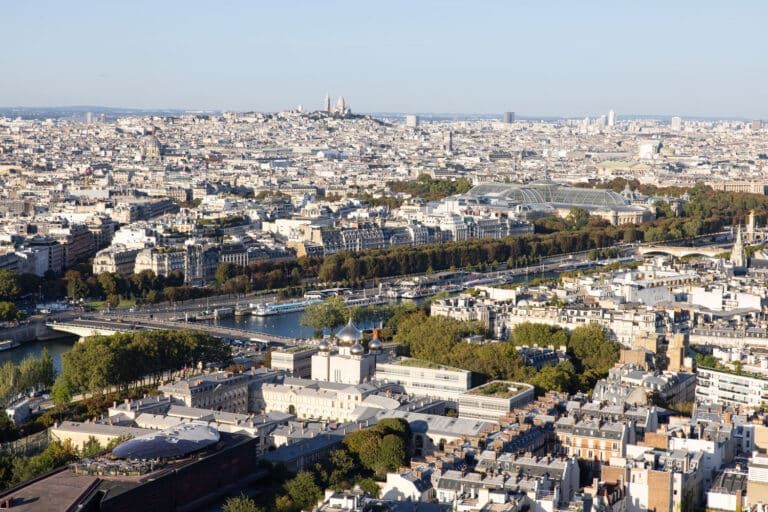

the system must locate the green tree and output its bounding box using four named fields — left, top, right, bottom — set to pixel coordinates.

left=566, top=207, right=590, bottom=230
left=51, top=376, right=73, bottom=407
left=0, top=271, right=20, bottom=301
left=376, top=434, right=407, bottom=475
left=223, top=495, right=264, bottom=512
left=0, top=302, right=23, bottom=322
left=66, top=278, right=89, bottom=300
left=300, top=296, right=348, bottom=336
left=356, top=477, right=380, bottom=497
left=510, top=323, right=568, bottom=347
left=568, top=323, right=619, bottom=373
left=284, top=471, right=322, bottom=511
